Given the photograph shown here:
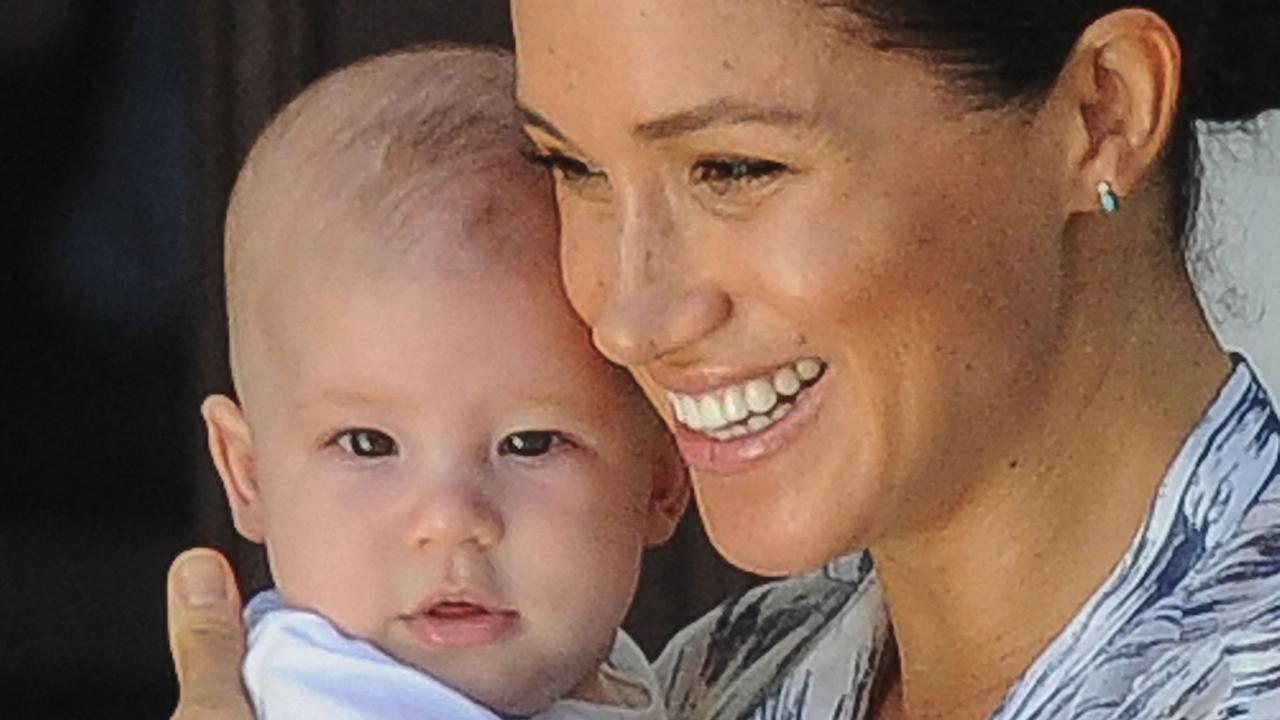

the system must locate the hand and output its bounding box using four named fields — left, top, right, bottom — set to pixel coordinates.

left=167, top=548, right=254, bottom=719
